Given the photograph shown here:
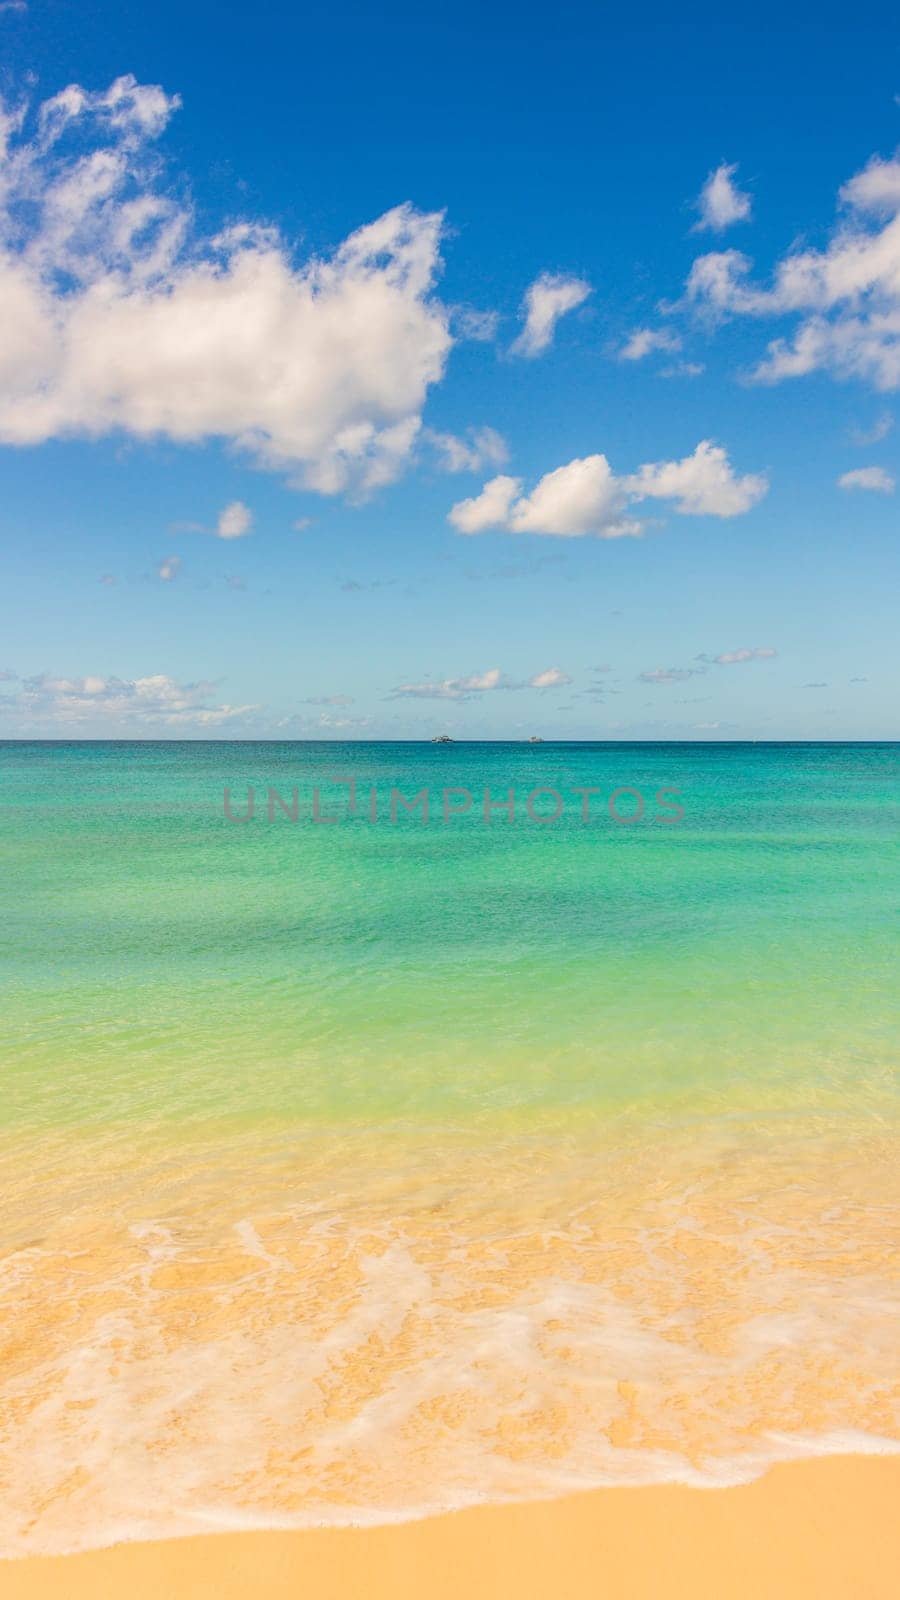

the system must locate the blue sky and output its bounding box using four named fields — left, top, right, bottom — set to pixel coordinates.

left=0, top=0, right=898, bottom=737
